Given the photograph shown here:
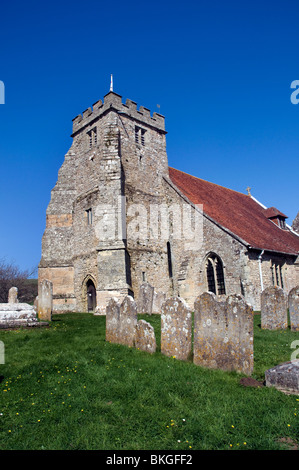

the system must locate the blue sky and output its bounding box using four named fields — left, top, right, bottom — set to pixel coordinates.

left=0, top=0, right=298, bottom=274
